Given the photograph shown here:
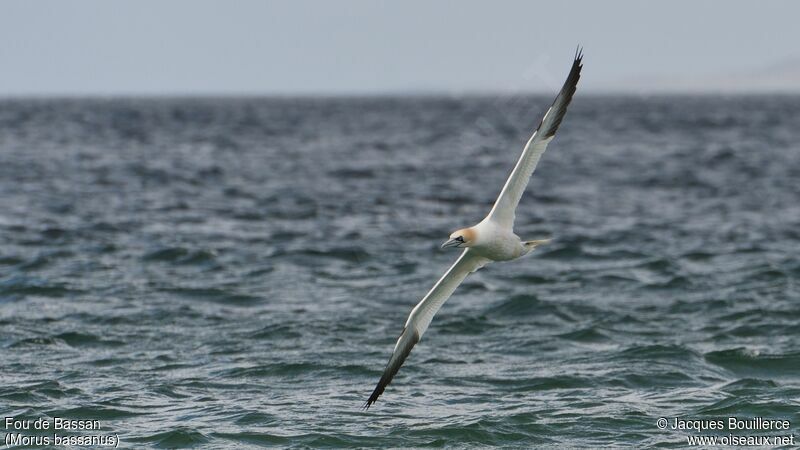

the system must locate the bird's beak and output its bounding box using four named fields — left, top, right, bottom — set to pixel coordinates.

left=441, top=238, right=461, bottom=249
